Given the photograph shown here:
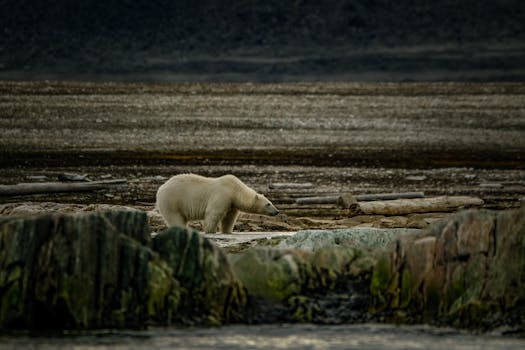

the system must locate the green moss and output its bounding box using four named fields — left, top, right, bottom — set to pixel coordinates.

left=369, top=255, right=395, bottom=311
left=312, top=246, right=357, bottom=274
left=2, top=265, right=22, bottom=306
left=448, top=301, right=498, bottom=329
left=111, top=290, right=131, bottom=327
left=231, top=249, right=301, bottom=301
left=6, top=287, right=20, bottom=309
left=0, top=284, right=22, bottom=326
left=399, top=268, right=412, bottom=309
left=146, top=261, right=180, bottom=323
left=423, top=284, right=441, bottom=320
left=205, top=314, right=222, bottom=327
left=265, top=267, right=300, bottom=301
left=445, top=258, right=487, bottom=318
left=289, top=295, right=319, bottom=323
left=349, top=254, right=376, bottom=278
left=54, top=274, right=98, bottom=328
left=370, top=256, right=392, bottom=294
left=444, top=268, right=466, bottom=315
